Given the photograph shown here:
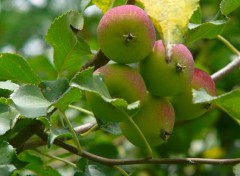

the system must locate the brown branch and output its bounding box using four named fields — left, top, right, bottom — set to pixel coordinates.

left=80, top=50, right=109, bottom=71
left=33, top=122, right=240, bottom=167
